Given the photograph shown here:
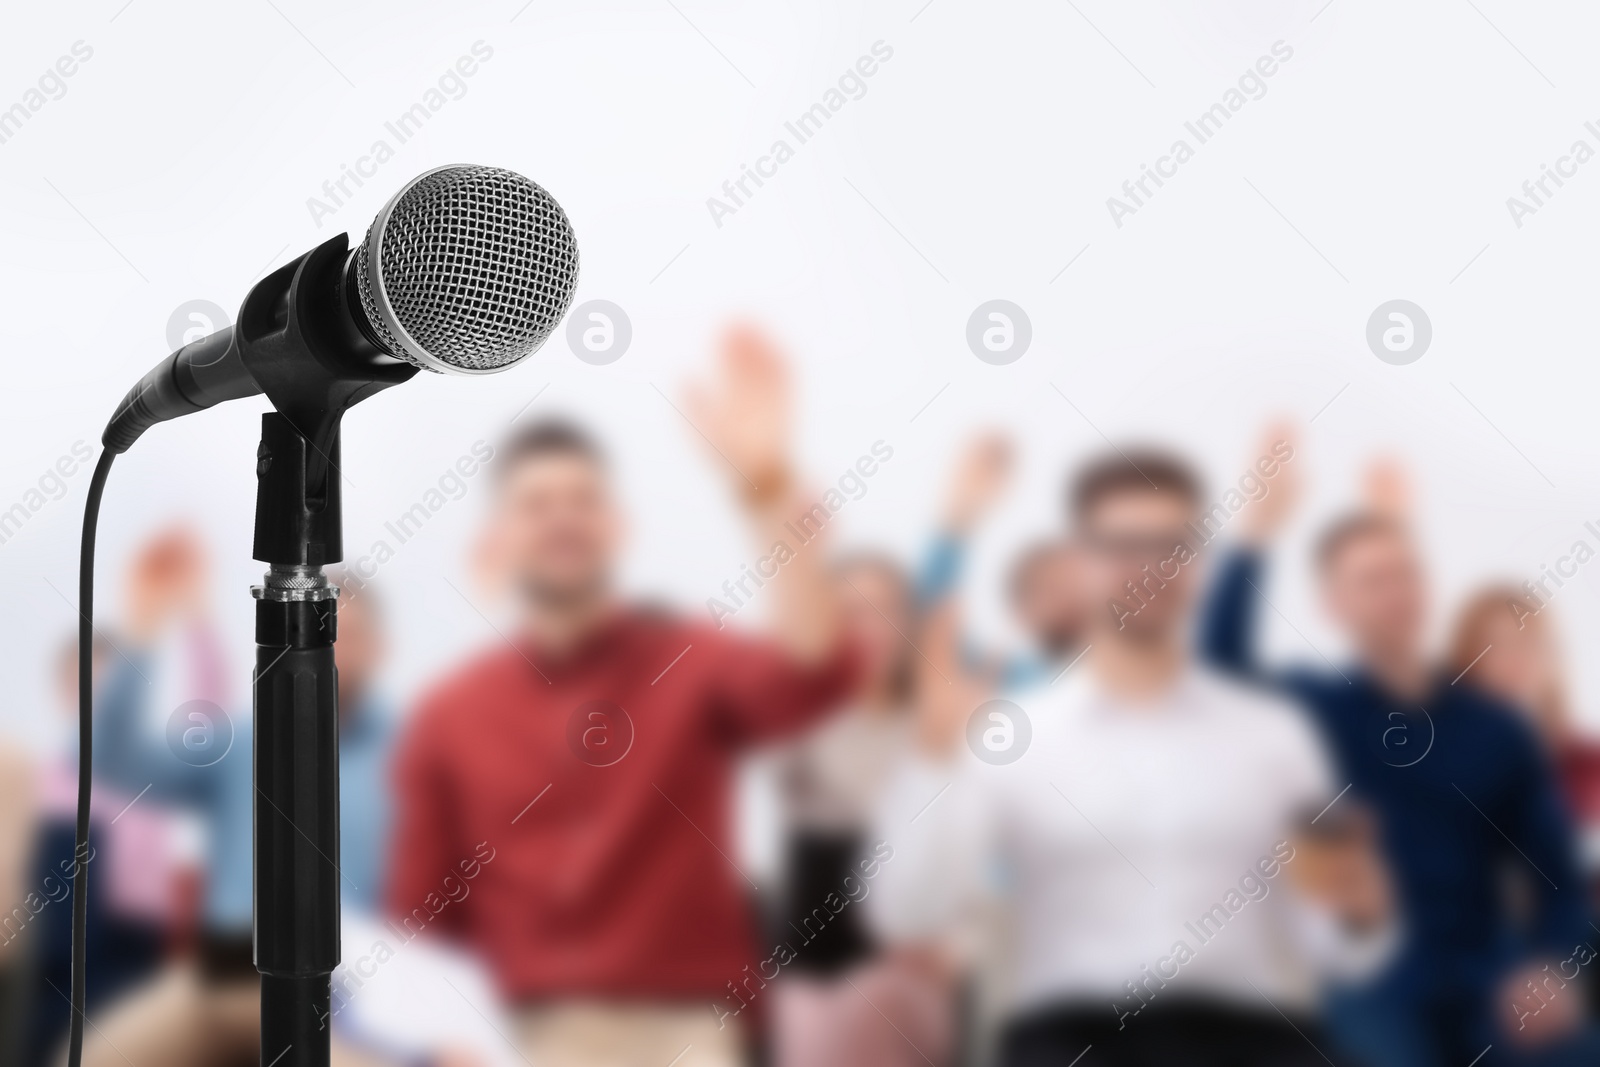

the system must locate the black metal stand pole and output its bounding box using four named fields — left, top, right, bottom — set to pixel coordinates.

left=229, top=233, right=411, bottom=1066
left=252, top=413, right=343, bottom=1067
